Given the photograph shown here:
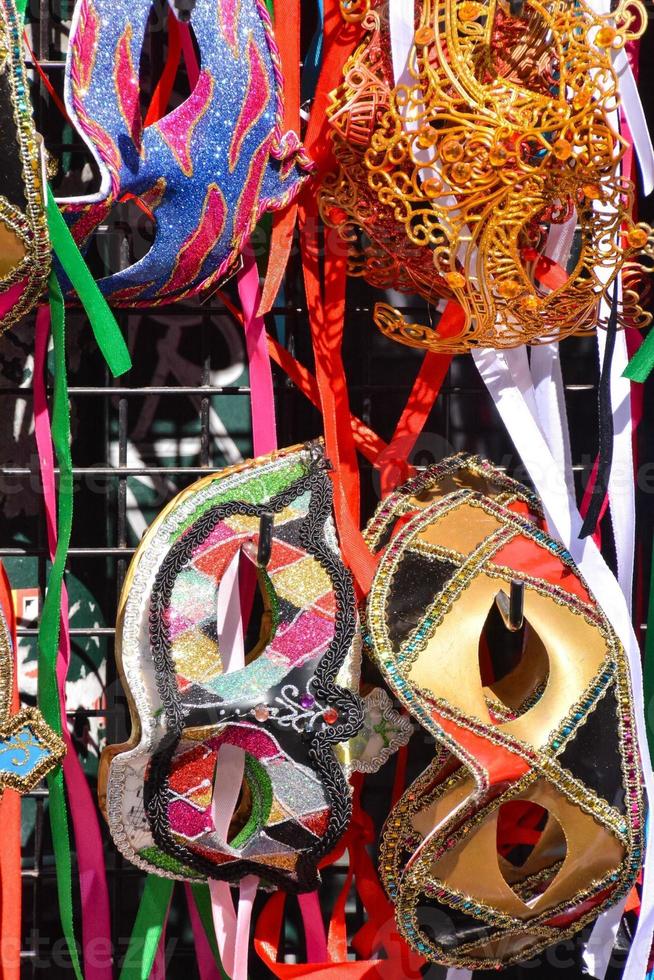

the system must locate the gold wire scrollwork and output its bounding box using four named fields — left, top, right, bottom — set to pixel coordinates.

left=321, top=0, right=653, bottom=351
